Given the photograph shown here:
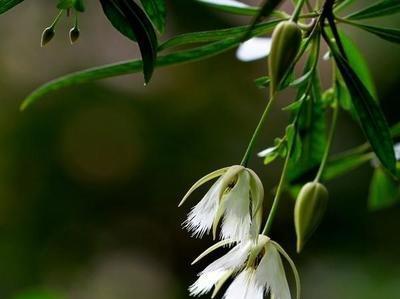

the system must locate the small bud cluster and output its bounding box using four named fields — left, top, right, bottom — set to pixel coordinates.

left=41, top=1, right=85, bottom=47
